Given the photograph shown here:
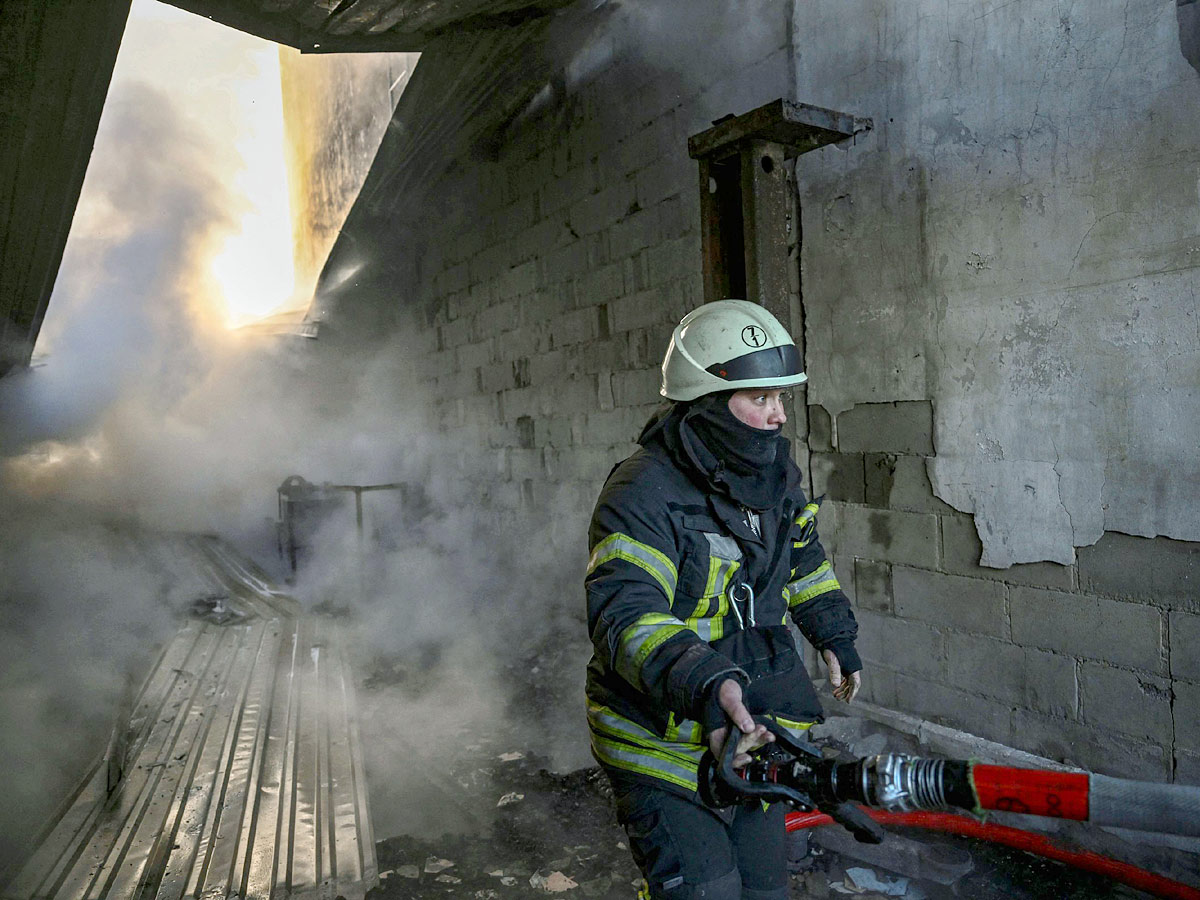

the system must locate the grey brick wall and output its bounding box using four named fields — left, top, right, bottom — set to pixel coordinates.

left=812, top=396, right=1198, bottom=783
left=327, top=0, right=1200, bottom=789
left=376, top=2, right=793, bottom=561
